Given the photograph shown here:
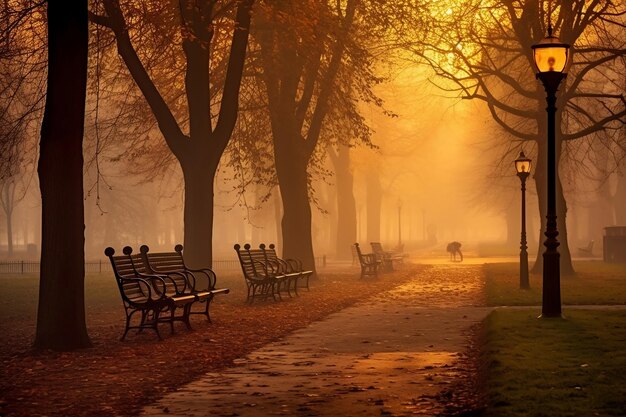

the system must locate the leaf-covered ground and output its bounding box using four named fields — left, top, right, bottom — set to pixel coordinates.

left=0, top=265, right=429, bottom=416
